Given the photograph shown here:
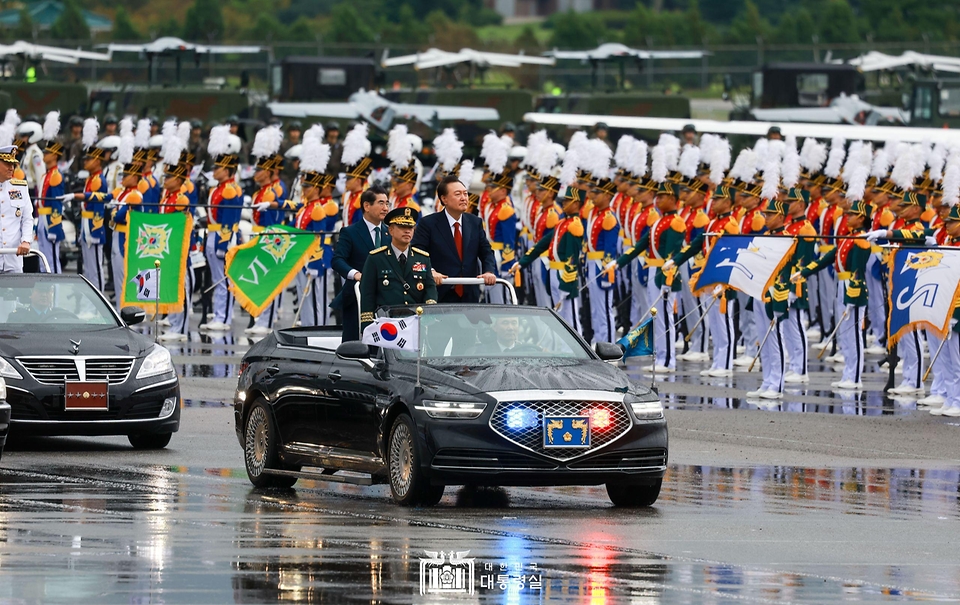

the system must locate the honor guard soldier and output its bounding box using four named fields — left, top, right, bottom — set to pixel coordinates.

left=248, top=126, right=288, bottom=335
left=528, top=170, right=562, bottom=310
left=340, top=123, right=373, bottom=227
left=296, top=132, right=339, bottom=327
left=667, top=184, right=740, bottom=377
left=158, top=141, right=195, bottom=343
left=0, top=145, right=35, bottom=273
left=676, top=152, right=712, bottom=362
left=512, top=186, right=585, bottom=332
left=615, top=180, right=686, bottom=373
left=107, top=119, right=142, bottom=308
left=484, top=169, right=517, bottom=305
left=202, top=125, right=243, bottom=332
left=359, top=207, right=437, bottom=332
left=64, top=118, right=116, bottom=292
left=37, top=112, right=66, bottom=273
left=797, top=199, right=873, bottom=391
left=584, top=175, right=620, bottom=344
left=387, top=125, right=420, bottom=214
left=780, top=186, right=819, bottom=384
